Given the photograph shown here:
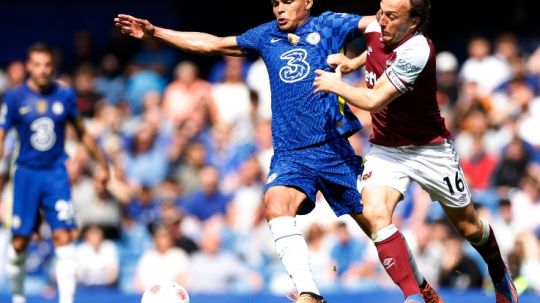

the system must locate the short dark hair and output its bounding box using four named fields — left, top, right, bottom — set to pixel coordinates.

left=27, top=42, right=53, bottom=59
left=409, top=0, right=431, bottom=30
